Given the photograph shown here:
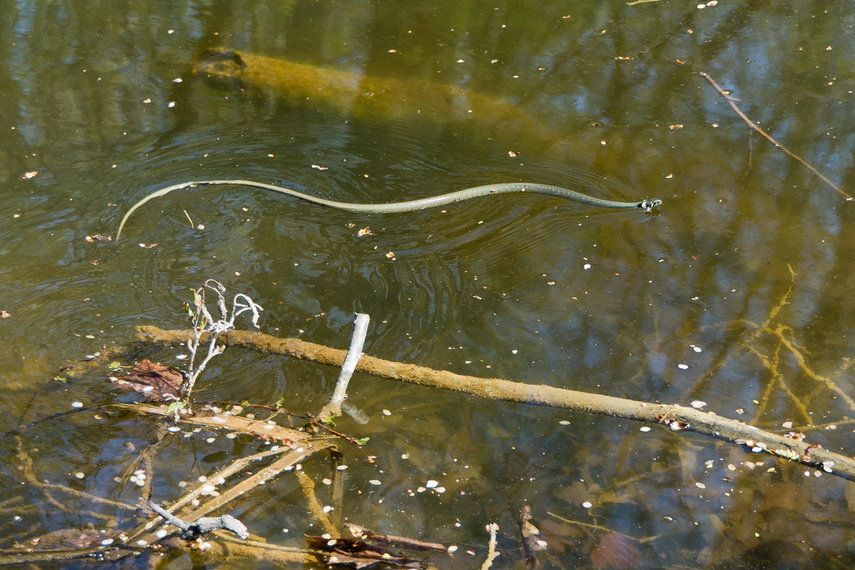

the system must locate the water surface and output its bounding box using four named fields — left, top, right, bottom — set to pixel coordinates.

left=1, top=1, right=854, bottom=567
